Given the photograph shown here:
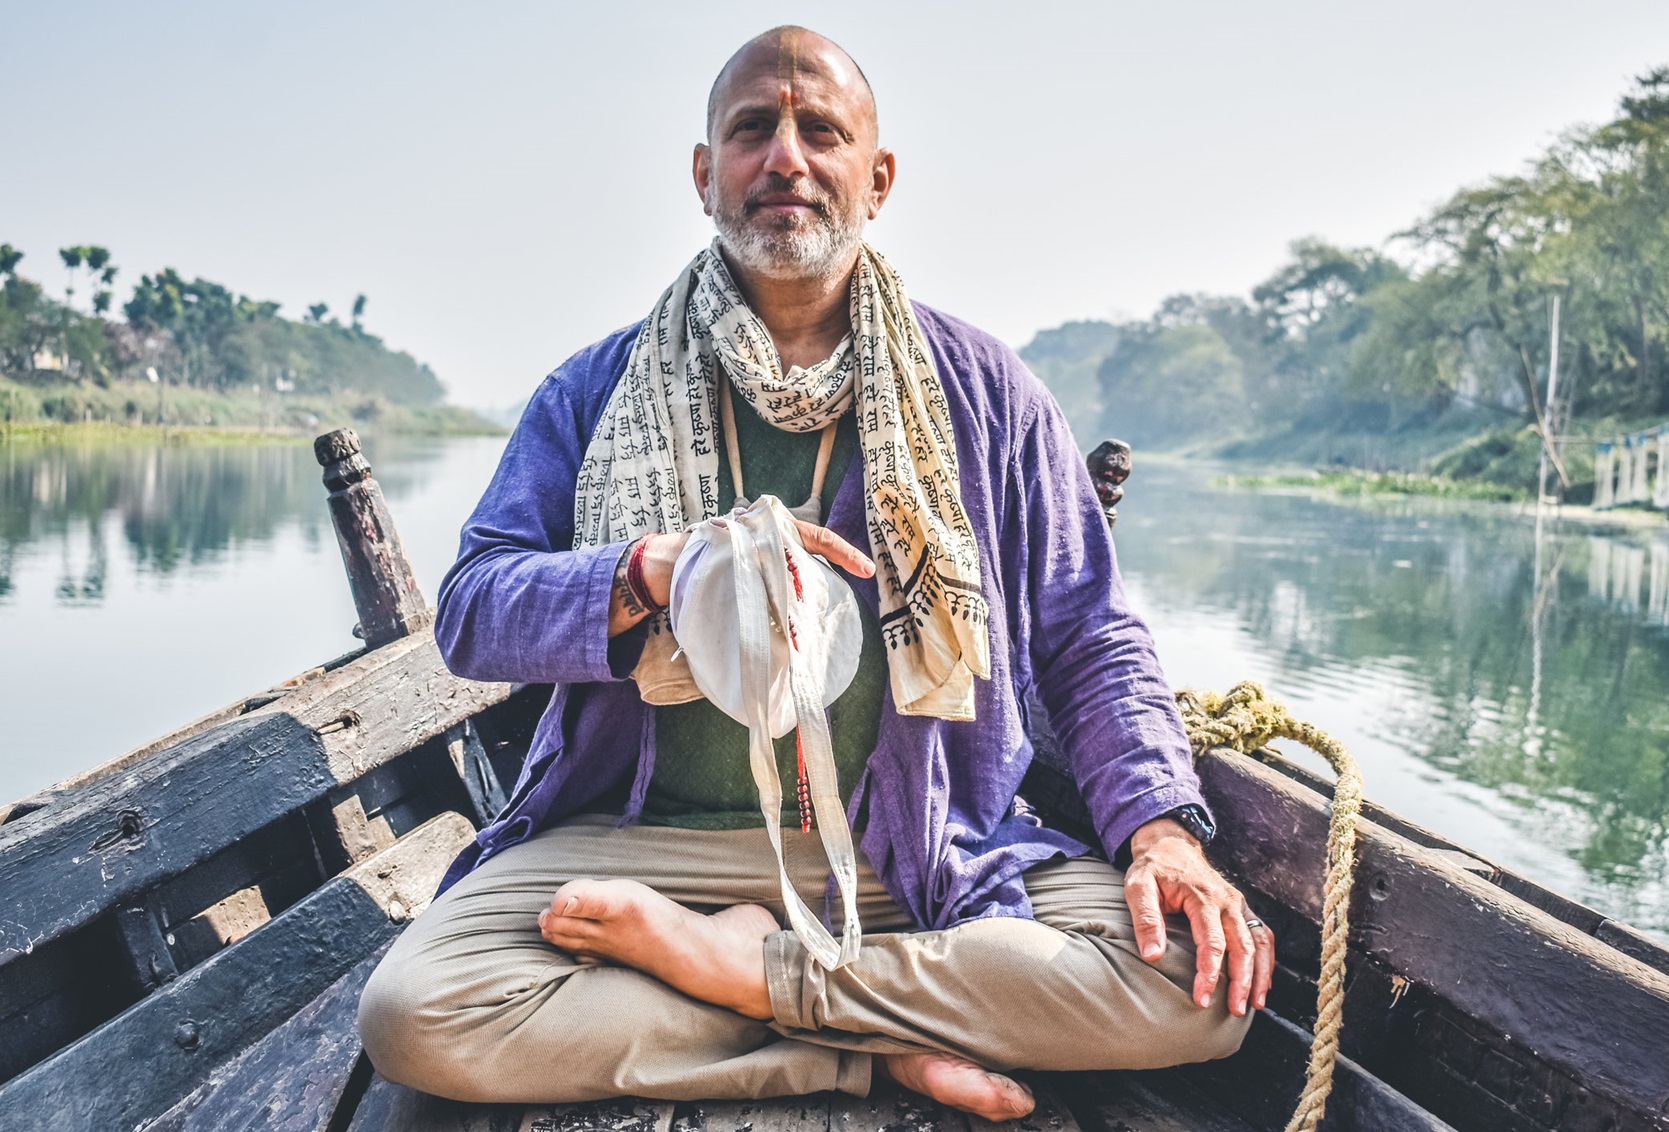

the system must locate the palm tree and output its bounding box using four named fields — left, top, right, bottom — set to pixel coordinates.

left=86, top=250, right=116, bottom=320
left=58, top=246, right=84, bottom=306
